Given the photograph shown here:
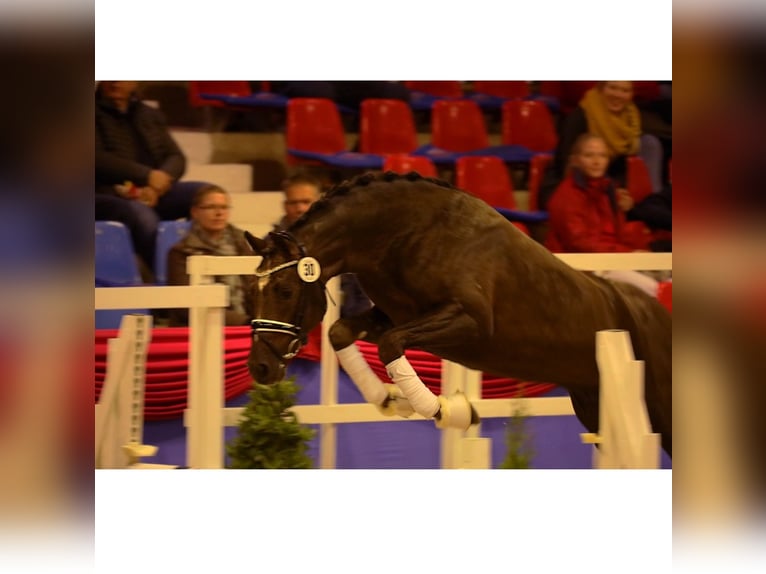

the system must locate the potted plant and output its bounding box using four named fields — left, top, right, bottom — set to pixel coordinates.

left=227, top=377, right=315, bottom=469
